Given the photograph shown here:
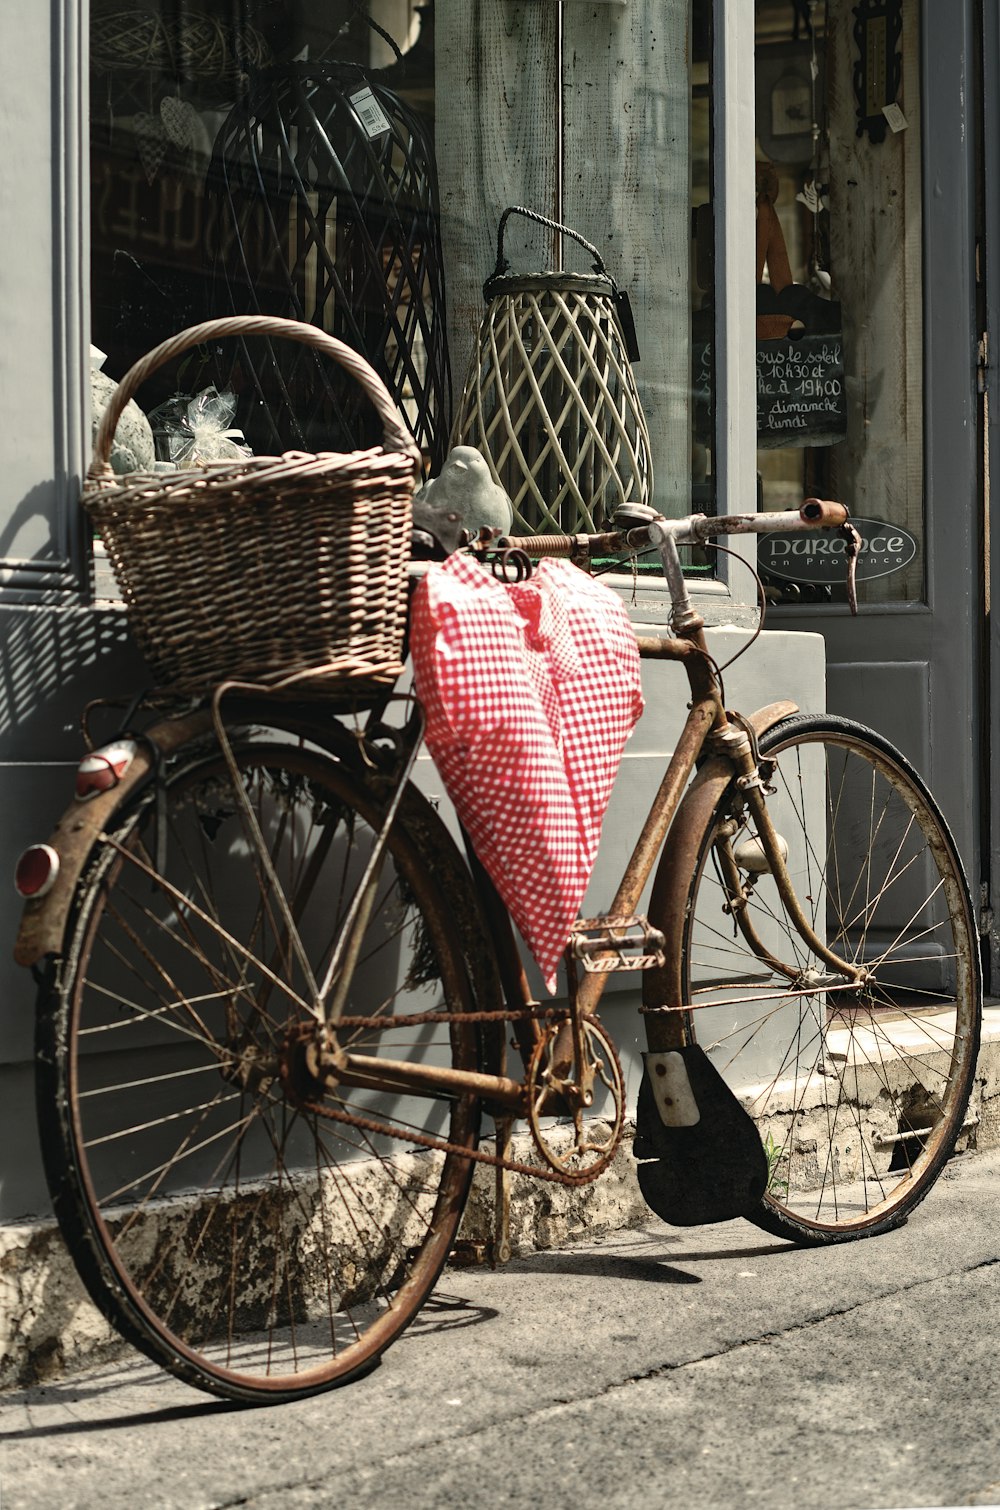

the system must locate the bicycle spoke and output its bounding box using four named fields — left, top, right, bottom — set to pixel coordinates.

left=51, top=731, right=485, bottom=1400
left=677, top=717, right=979, bottom=1241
